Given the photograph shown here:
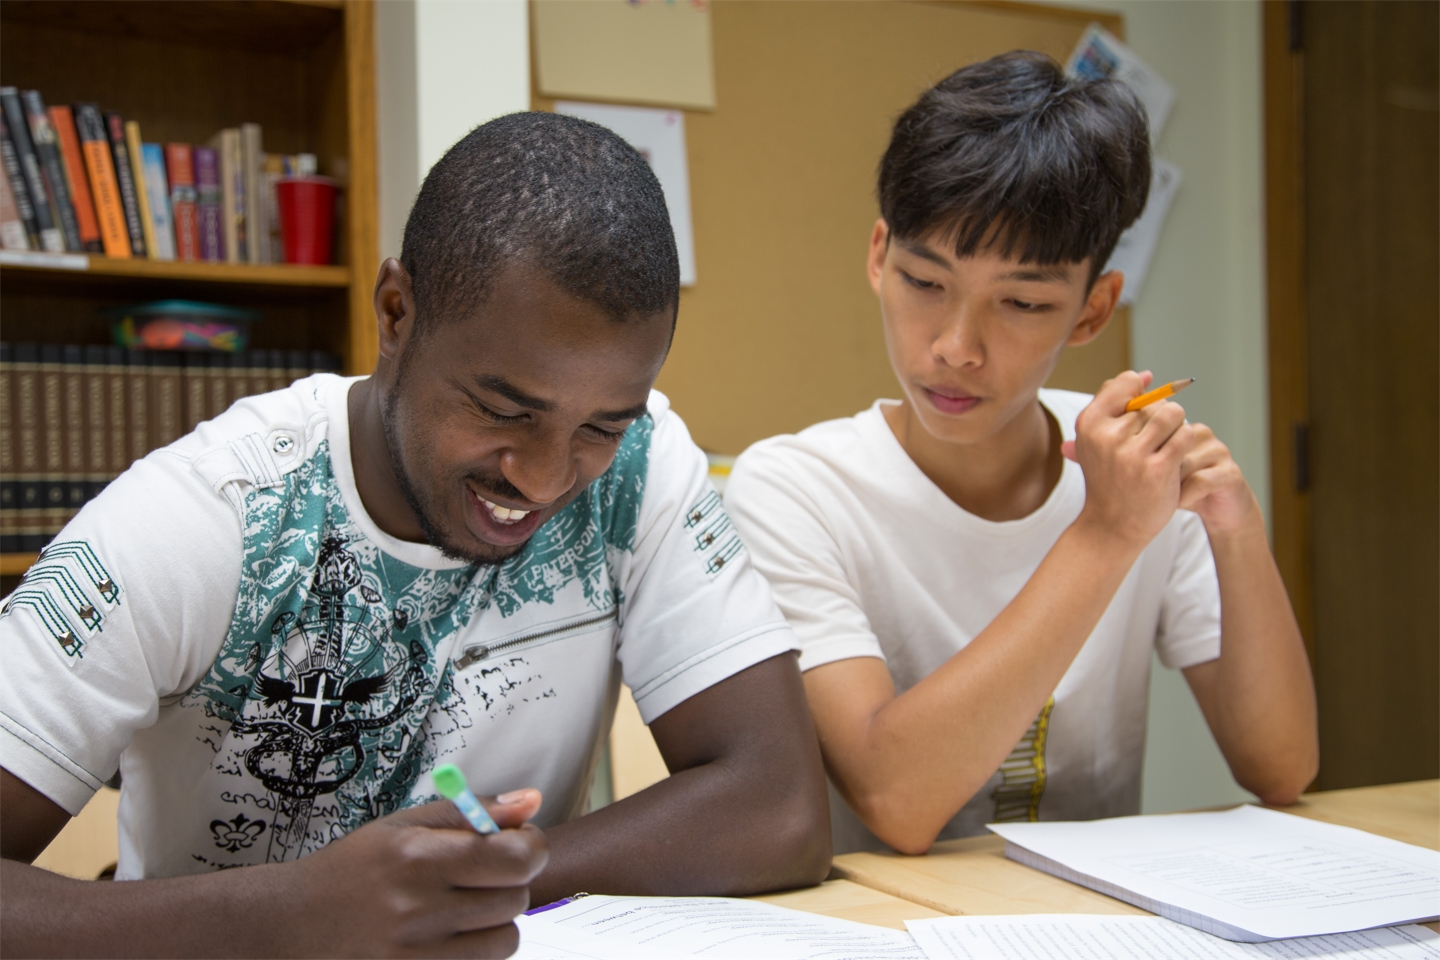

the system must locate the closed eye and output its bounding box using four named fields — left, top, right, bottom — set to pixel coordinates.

left=1007, top=298, right=1052, bottom=312
left=474, top=401, right=527, bottom=426
left=900, top=269, right=939, bottom=290
left=582, top=422, right=630, bottom=442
